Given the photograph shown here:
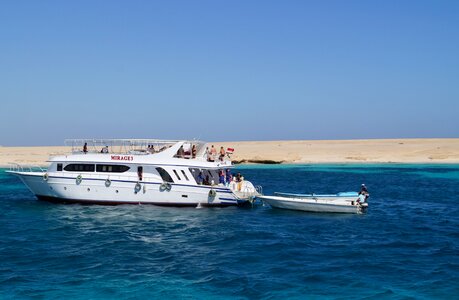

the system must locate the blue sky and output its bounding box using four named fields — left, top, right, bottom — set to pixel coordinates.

left=1, top=1, right=458, bottom=146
